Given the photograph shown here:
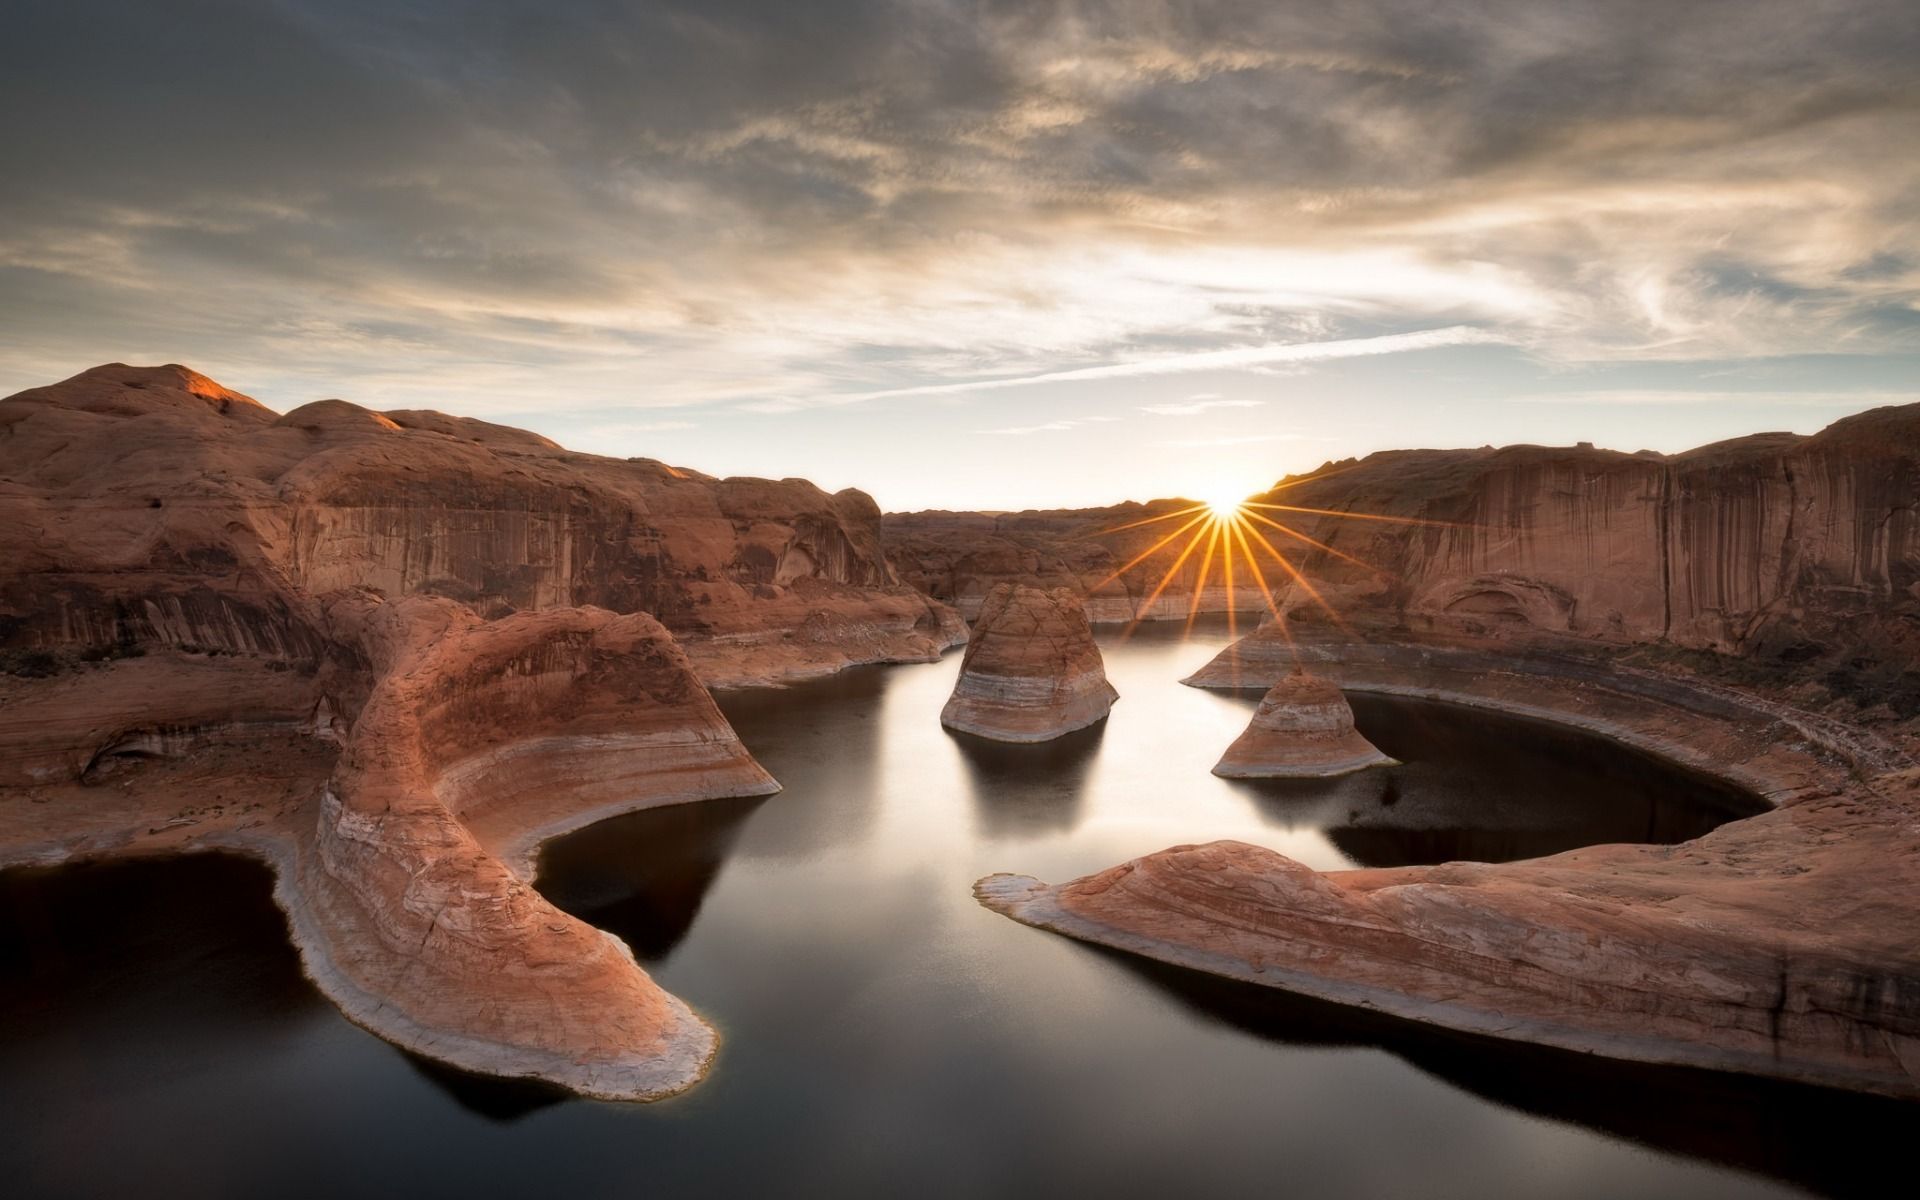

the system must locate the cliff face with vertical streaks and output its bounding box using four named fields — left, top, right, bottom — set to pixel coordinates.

left=0, top=364, right=962, bottom=694
left=1262, top=408, right=1920, bottom=665
left=887, top=405, right=1920, bottom=675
